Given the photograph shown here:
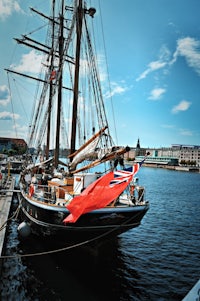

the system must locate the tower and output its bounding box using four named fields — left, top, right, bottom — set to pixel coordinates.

left=135, top=138, right=141, bottom=156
